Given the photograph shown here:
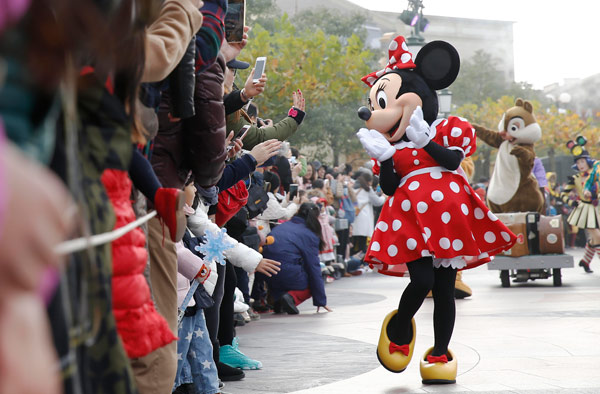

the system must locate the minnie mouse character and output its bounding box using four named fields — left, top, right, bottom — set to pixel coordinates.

left=356, top=36, right=517, bottom=384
